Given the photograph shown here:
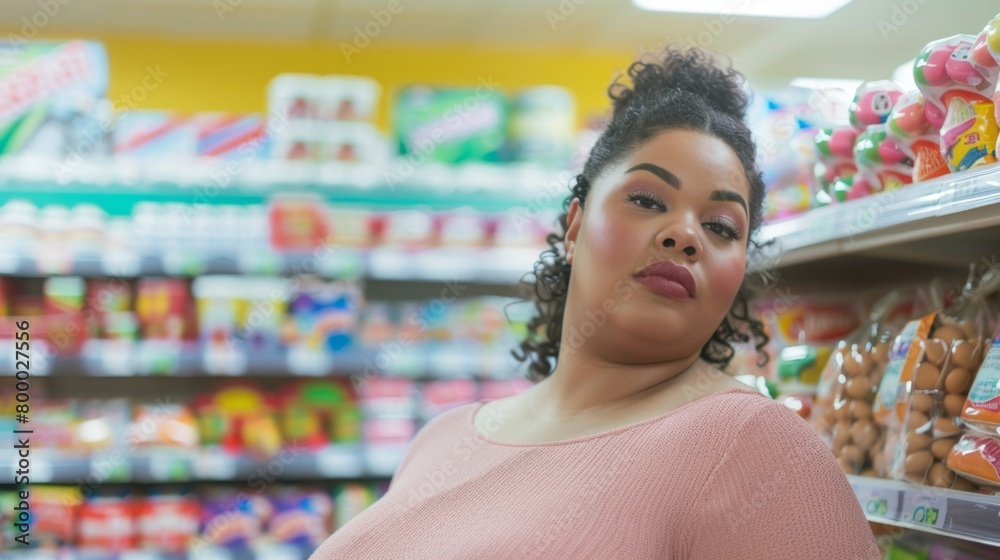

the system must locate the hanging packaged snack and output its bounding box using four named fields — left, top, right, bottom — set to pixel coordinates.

left=946, top=434, right=1000, bottom=489
left=889, top=266, right=999, bottom=490
left=812, top=289, right=918, bottom=475
left=961, top=315, right=1000, bottom=435
left=913, top=34, right=1000, bottom=172
left=885, top=91, right=950, bottom=183
left=872, top=284, right=942, bottom=478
